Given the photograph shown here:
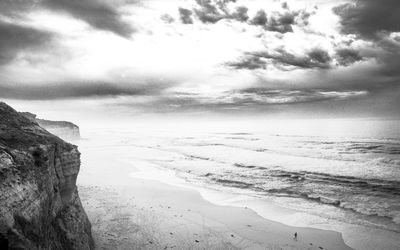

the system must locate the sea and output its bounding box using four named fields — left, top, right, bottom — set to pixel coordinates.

left=78, top=118, right=400, bottom=250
